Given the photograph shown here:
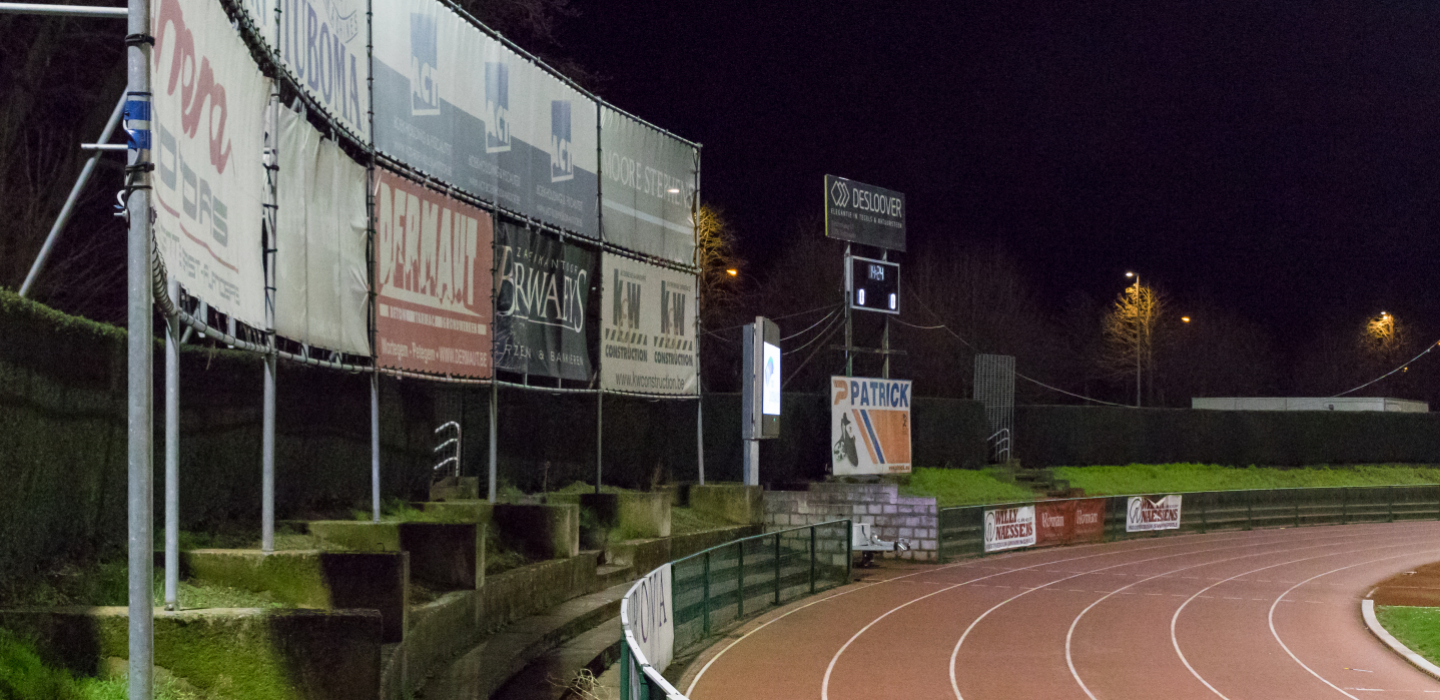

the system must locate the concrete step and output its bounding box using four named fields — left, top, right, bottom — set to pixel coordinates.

left=595, top=563, right=634, bottom=590
left=419, top=578, right=633, bottom=700
left=493, top=617, right=621, bottom=700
